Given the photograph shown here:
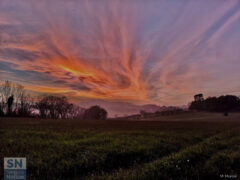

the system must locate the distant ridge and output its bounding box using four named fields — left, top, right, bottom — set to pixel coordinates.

left=79, top=100, right=184, bottom=117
